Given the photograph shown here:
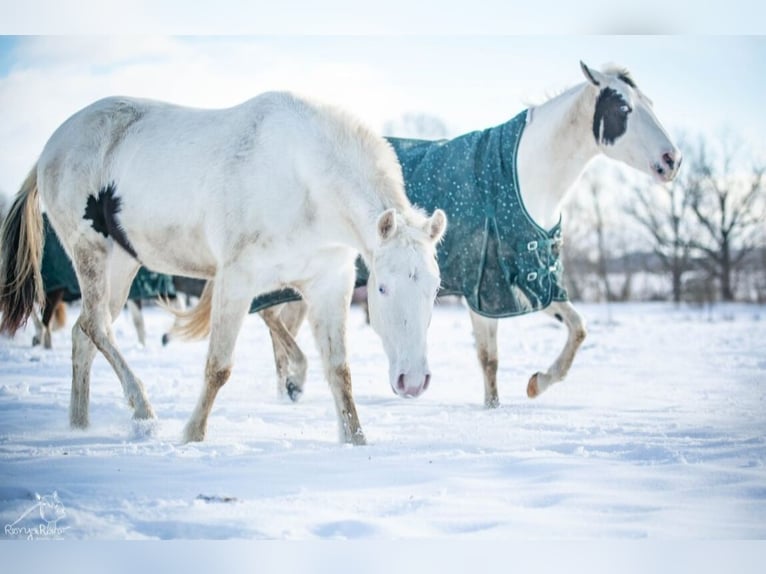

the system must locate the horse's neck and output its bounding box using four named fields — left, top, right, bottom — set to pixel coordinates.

left=517, top=84, right=599, bottom=230
left=330, top=187, right=402, bottom=262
